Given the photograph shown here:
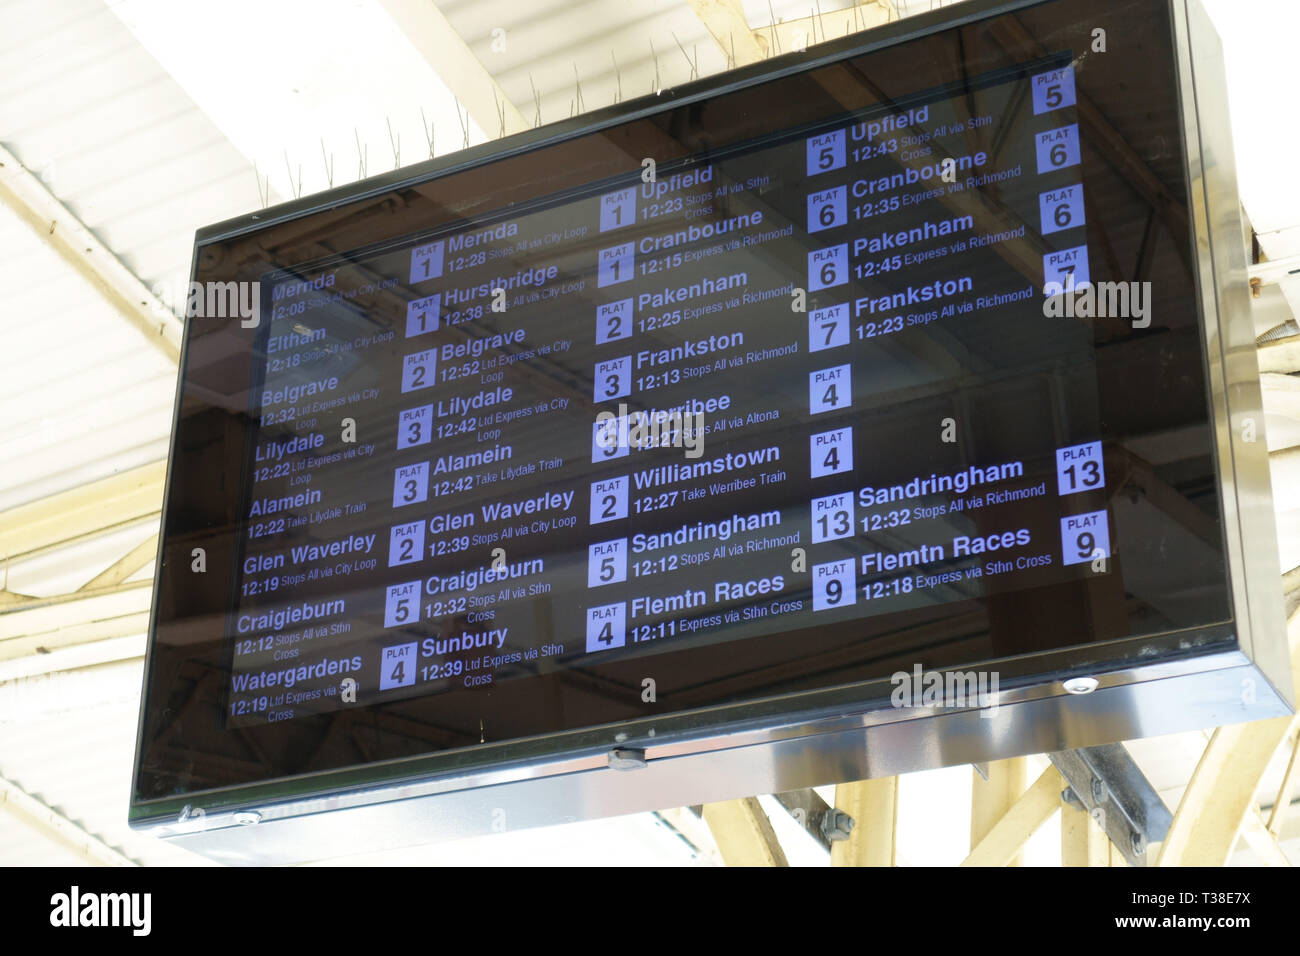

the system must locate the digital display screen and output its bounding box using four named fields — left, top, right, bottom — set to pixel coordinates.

left=231, top=54, right=1108, bottom=725
left=136, top=0, right=1233, bottom=803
